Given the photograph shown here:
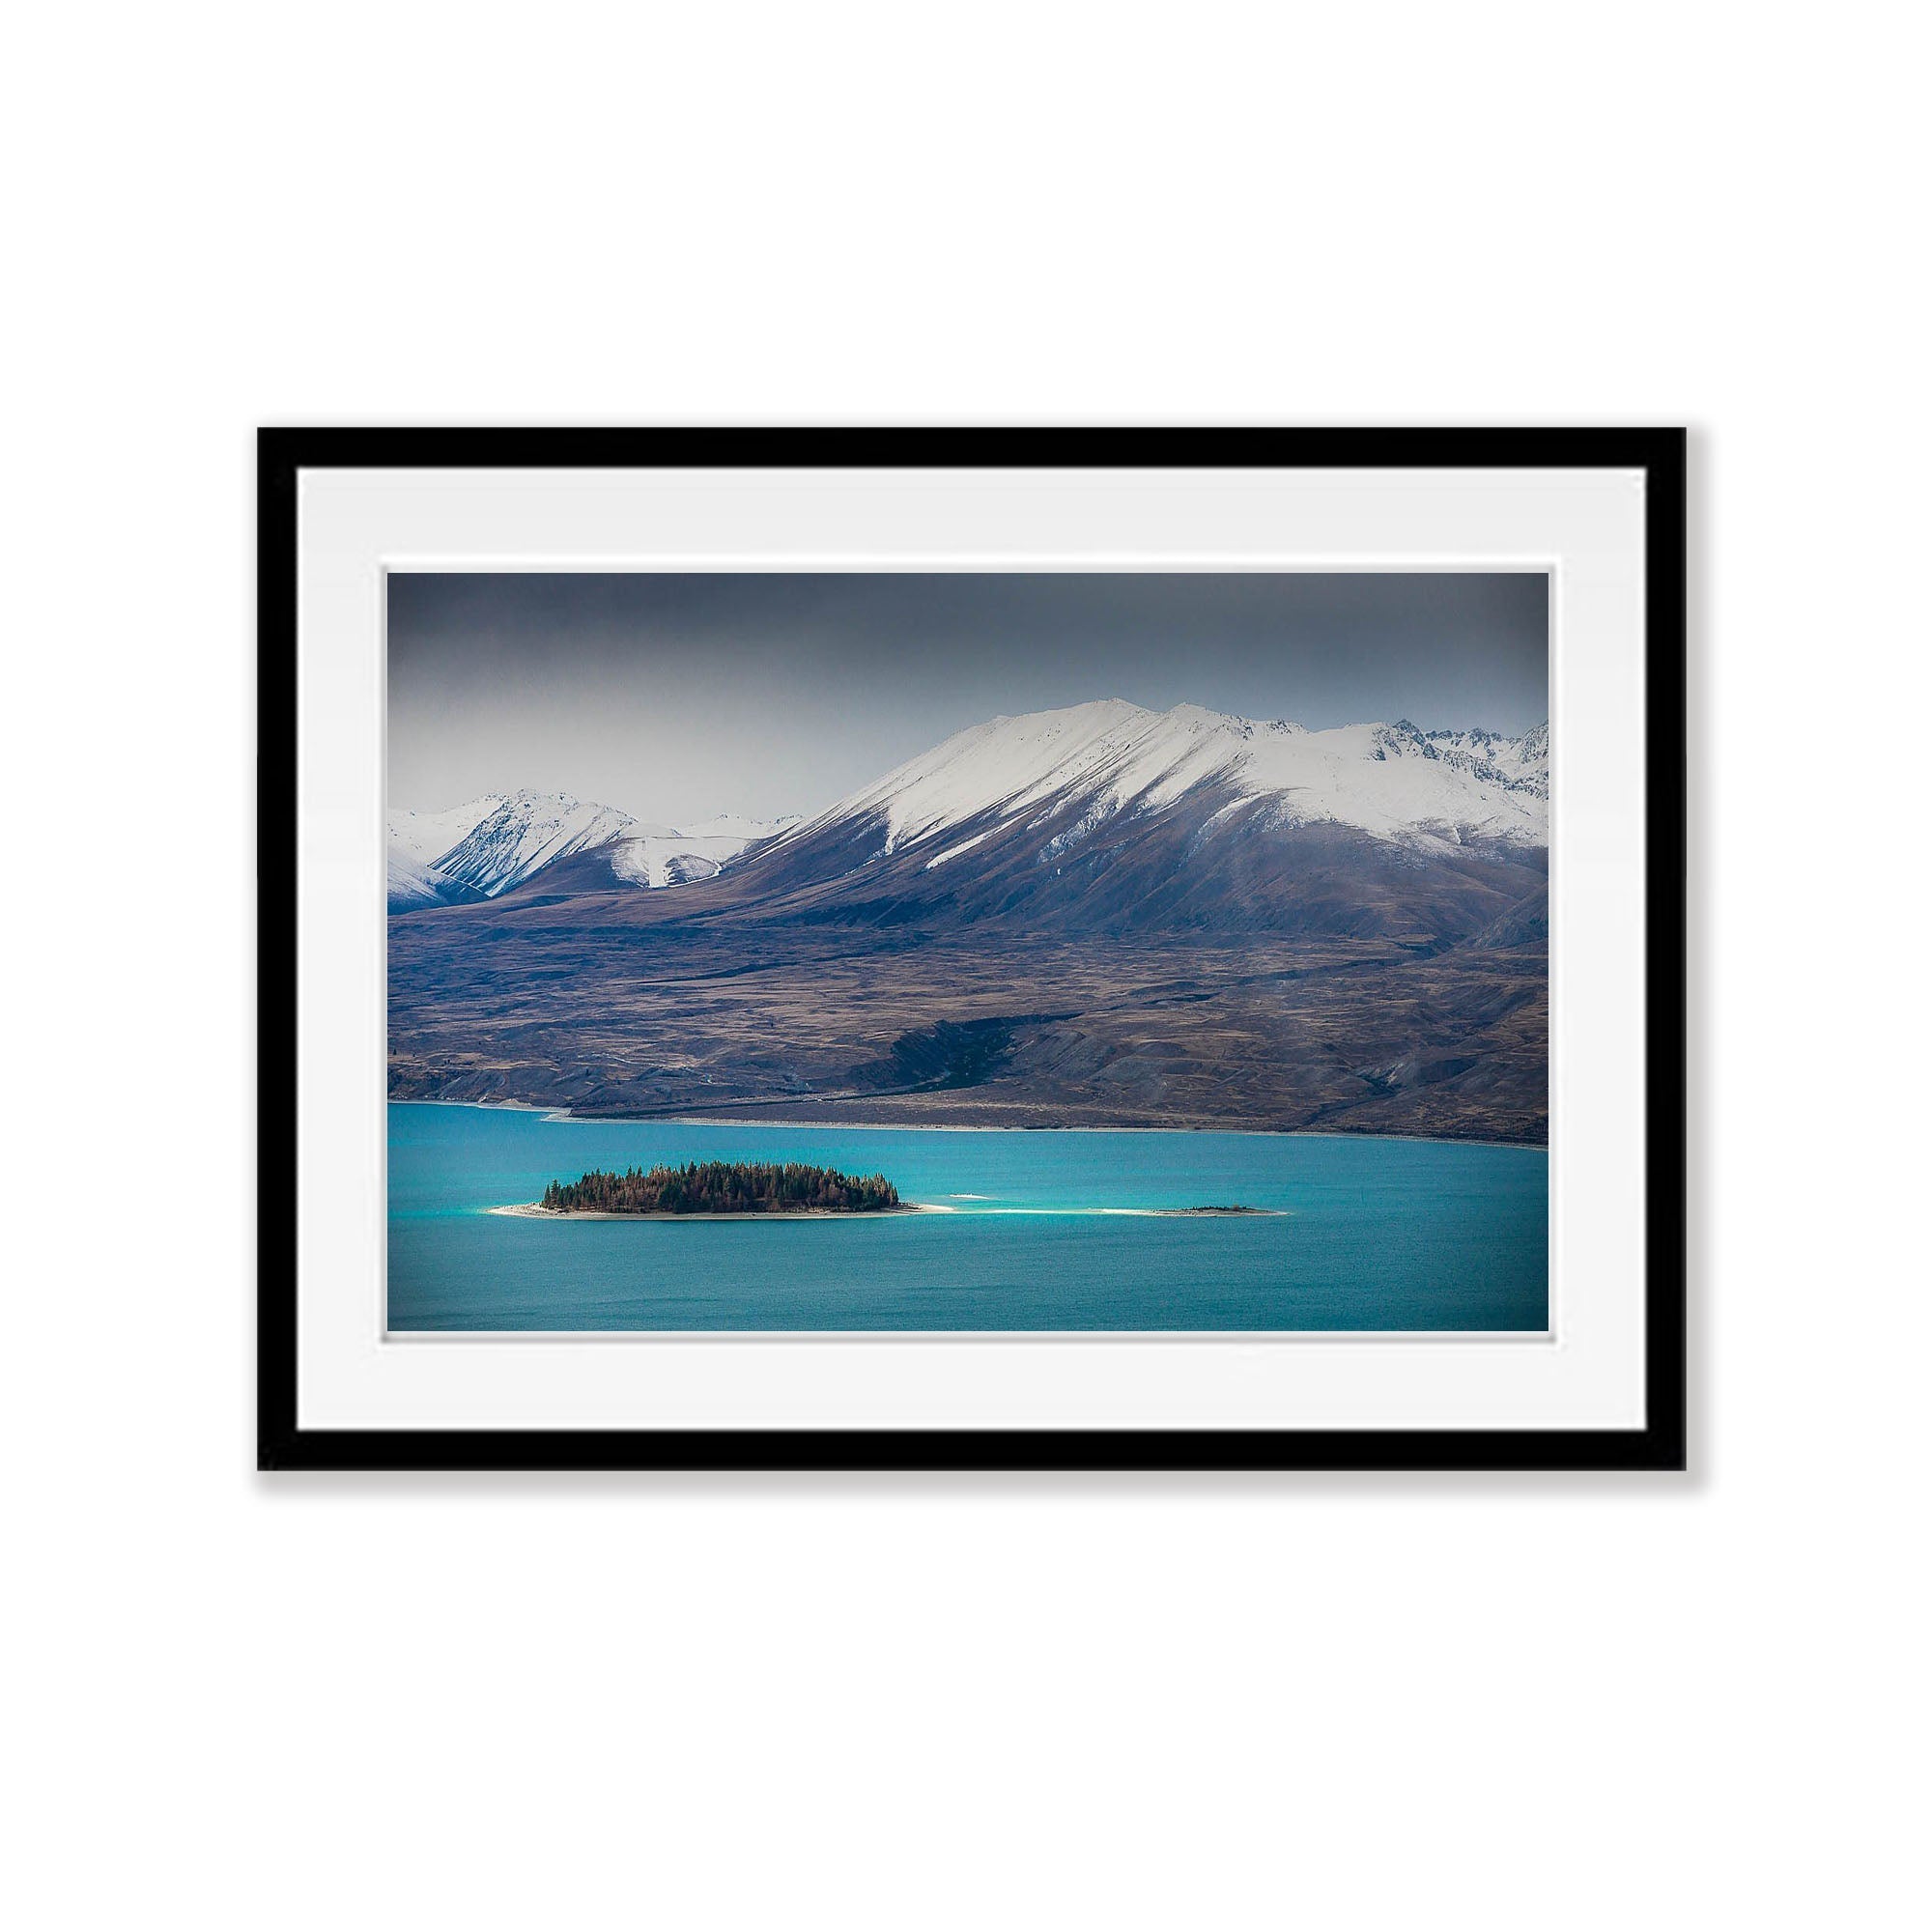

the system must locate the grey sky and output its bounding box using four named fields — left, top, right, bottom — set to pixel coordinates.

left=387, top=572, right=1548, bottom=823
